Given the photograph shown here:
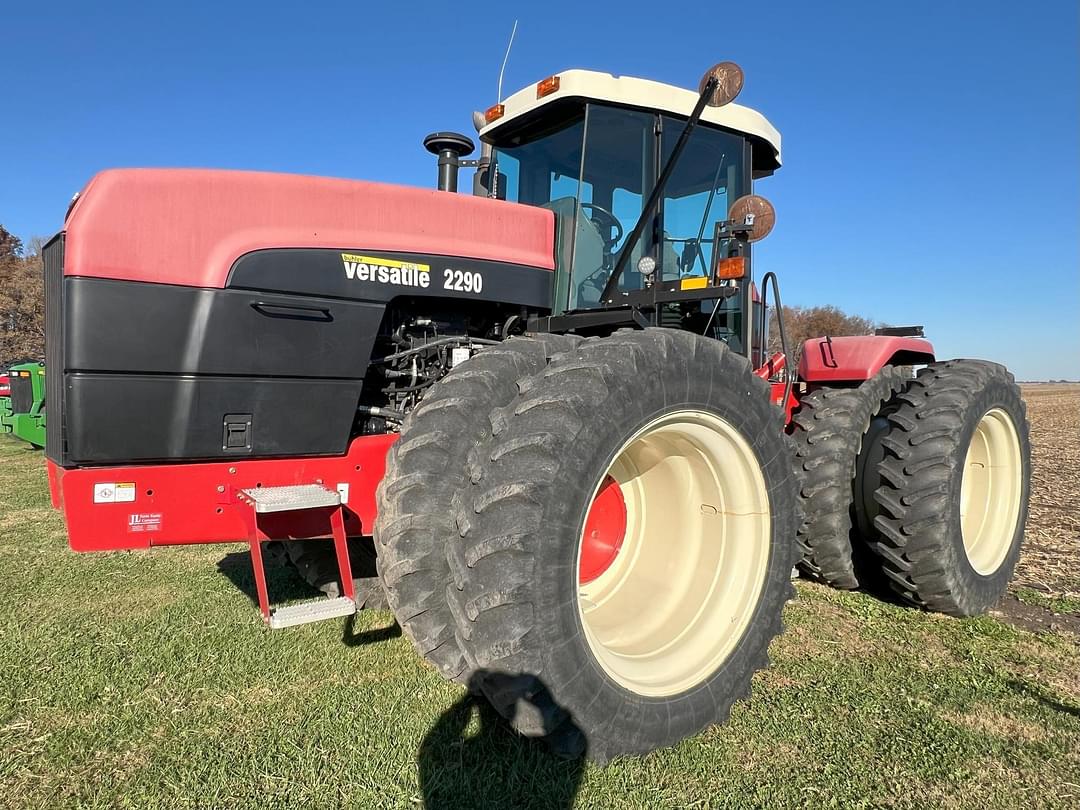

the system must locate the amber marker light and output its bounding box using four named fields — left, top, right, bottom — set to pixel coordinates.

left=536, top=75, right=560, bottom=98
left=484, top=104, right=505, bottom=124
left=716, top=256, right=746, bottom=280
